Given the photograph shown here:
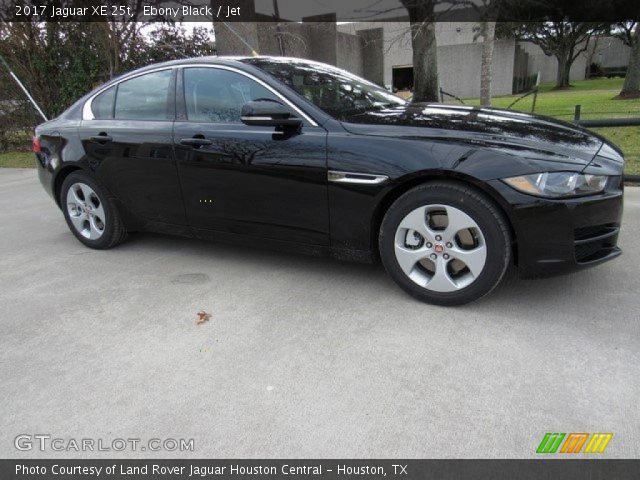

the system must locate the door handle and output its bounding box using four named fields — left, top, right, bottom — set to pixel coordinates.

left=180, top=138, right=212, bottom=148
left=90, top=134, right=112, bottom=144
